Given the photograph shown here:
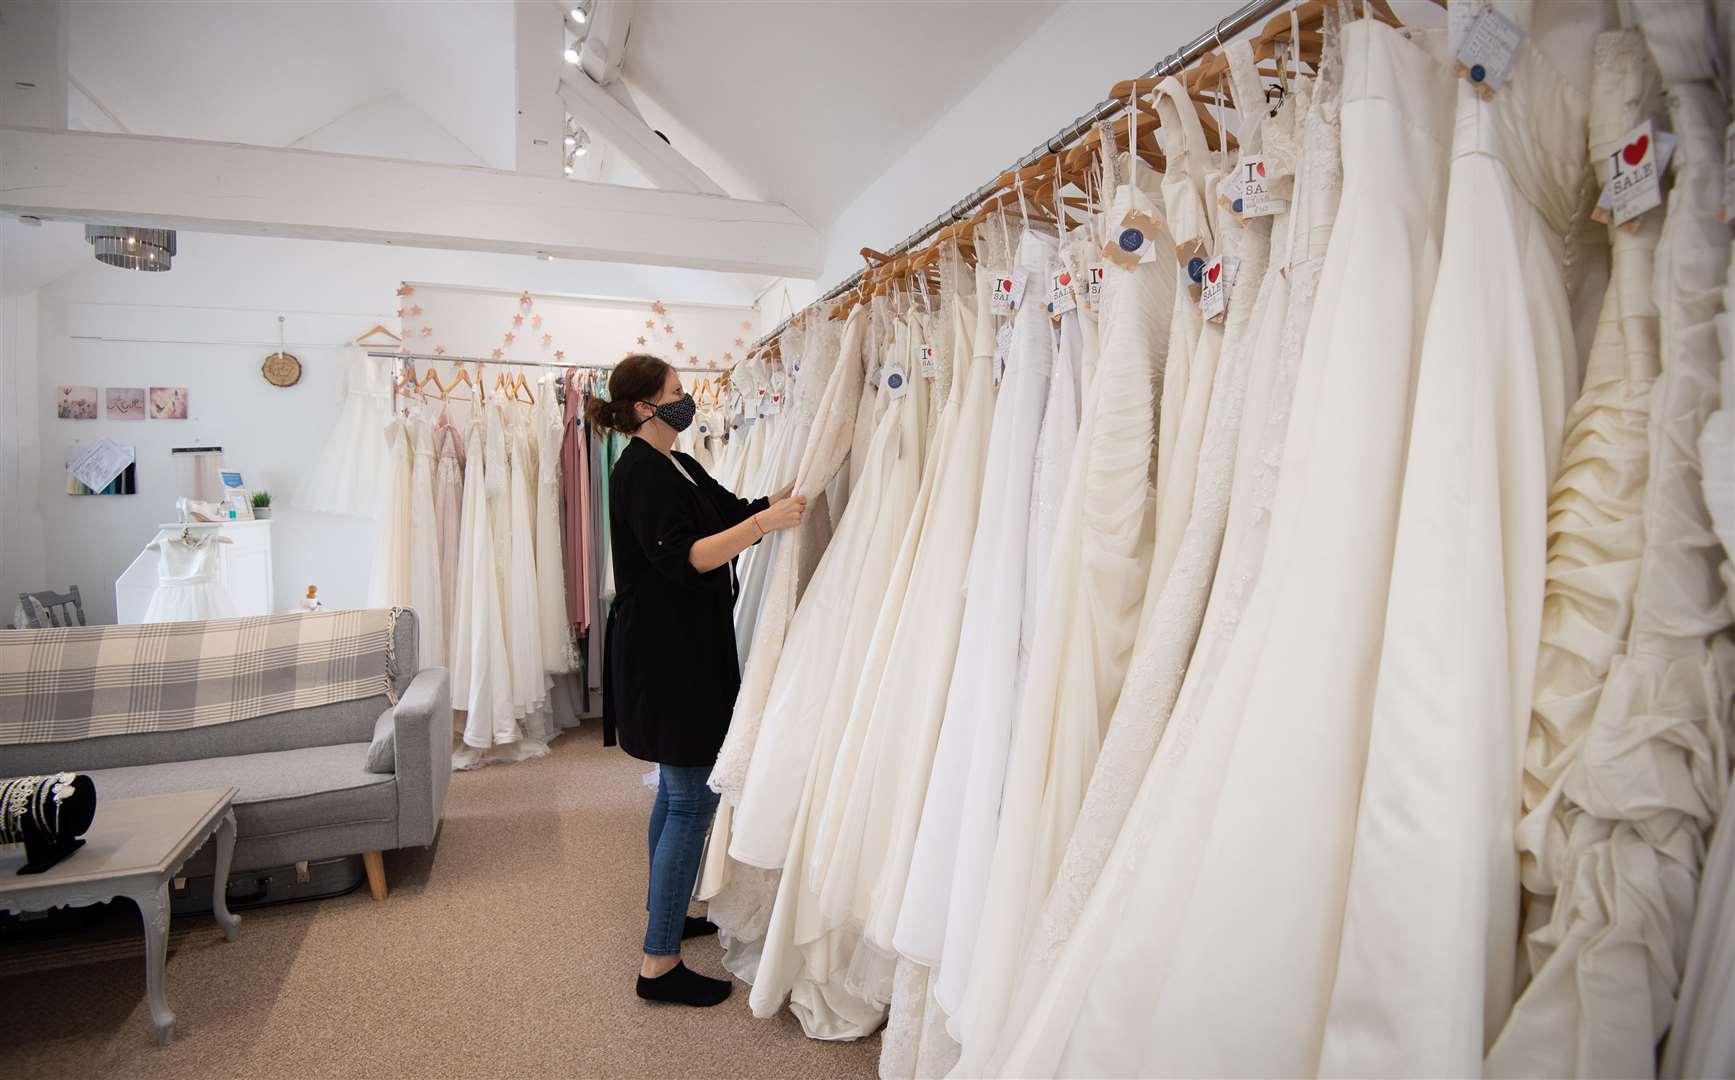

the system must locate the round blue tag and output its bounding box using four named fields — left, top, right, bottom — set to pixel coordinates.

left=1118, top=228, right=1145, bottom=253
left=1233, top=198, right=1245, bottom=214
left=1469, top=64, right=1486, bottom=83
left=1188, top=257, right=1206, bottom=283
left=887, top=373, right=903, bottom=390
